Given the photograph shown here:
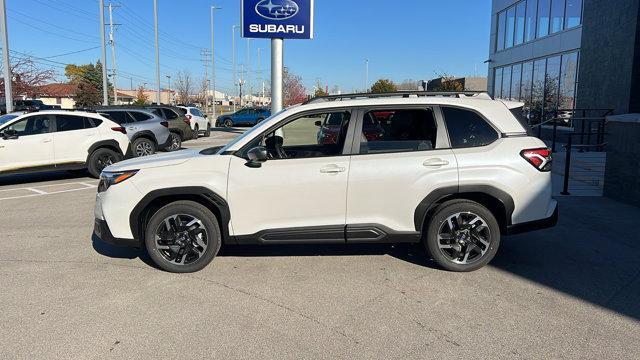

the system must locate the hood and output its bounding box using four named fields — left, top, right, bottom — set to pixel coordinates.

left=105, top=149, right=203, bottom=172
